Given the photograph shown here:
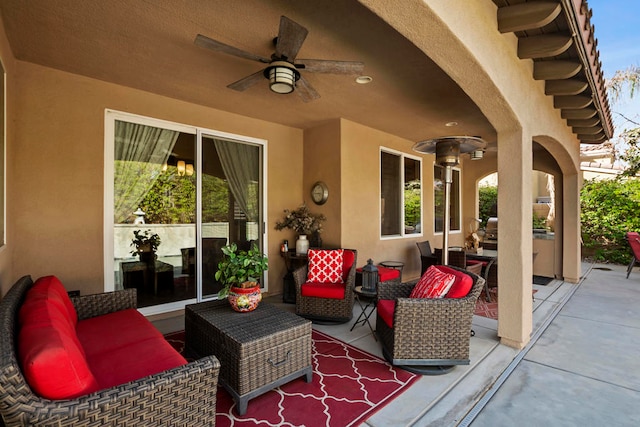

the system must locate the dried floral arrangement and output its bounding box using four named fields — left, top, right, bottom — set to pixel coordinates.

left=275, top=204, right=326, bottom=235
